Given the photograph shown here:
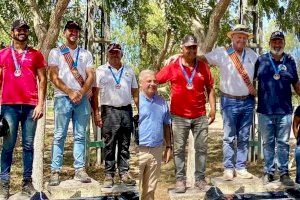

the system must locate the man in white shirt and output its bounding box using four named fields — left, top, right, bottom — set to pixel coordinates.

left=48, top=21, right=95, bottom=186
left=91, top=43, right=139, bottom=188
